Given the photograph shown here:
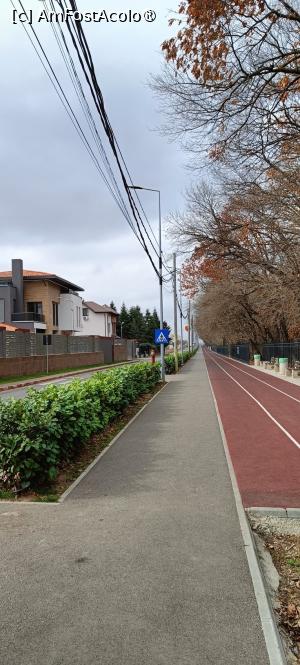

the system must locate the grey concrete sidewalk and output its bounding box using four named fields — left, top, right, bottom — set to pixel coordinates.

left=0, top=353, right=269, bottom=665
